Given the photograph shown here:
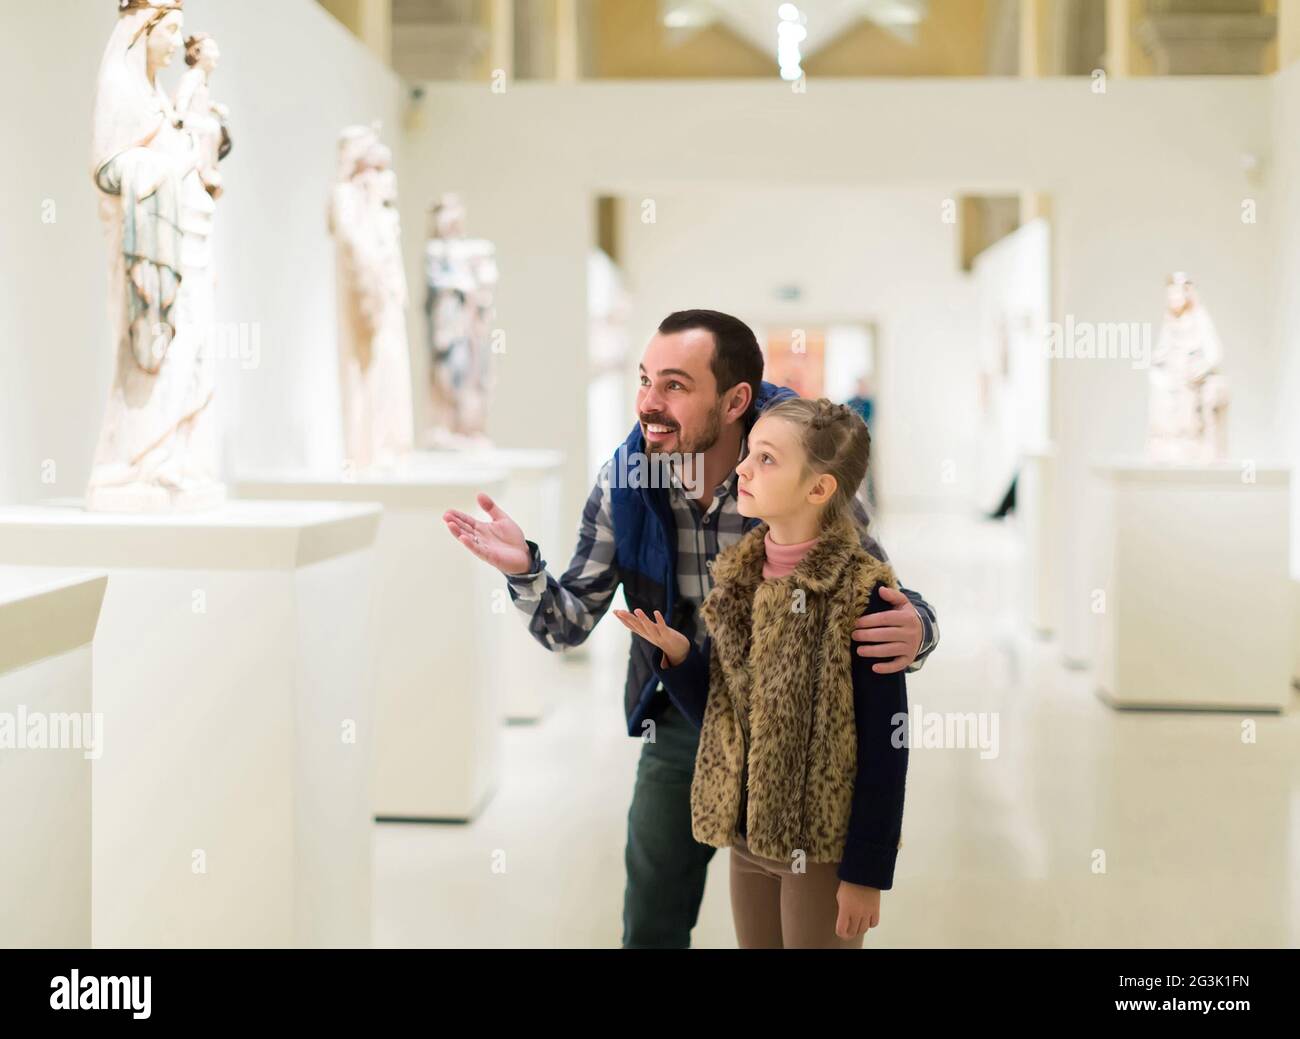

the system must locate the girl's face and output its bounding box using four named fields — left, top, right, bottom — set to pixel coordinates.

left=735, top=414, right=836, bottom=525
